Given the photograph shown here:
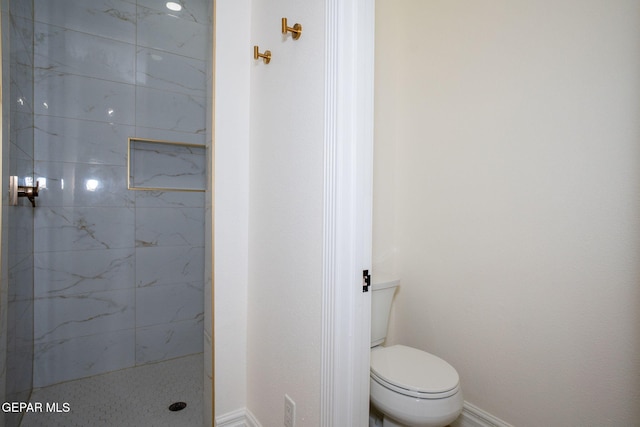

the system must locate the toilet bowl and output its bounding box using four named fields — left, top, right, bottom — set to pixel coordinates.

left=370, top=278, right=463, bottom=427
left=370, top=345, right=463, bottom=427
